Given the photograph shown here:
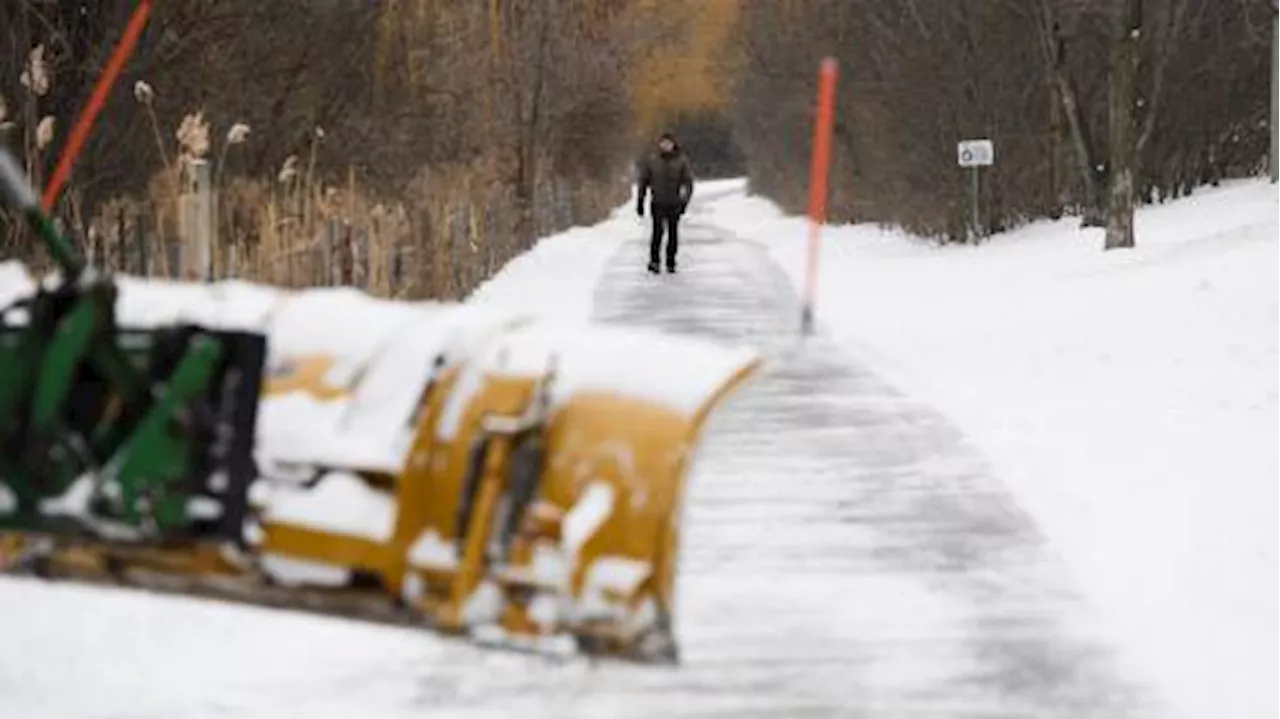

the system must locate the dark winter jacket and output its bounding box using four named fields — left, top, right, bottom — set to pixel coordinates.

left=638, top=147, right=694, bottom=209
